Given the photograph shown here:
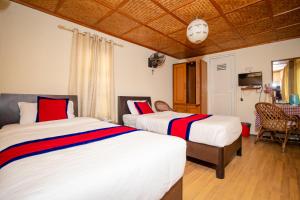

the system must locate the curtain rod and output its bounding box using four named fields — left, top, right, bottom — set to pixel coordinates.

left=57, top=25, right=124, bottom=48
